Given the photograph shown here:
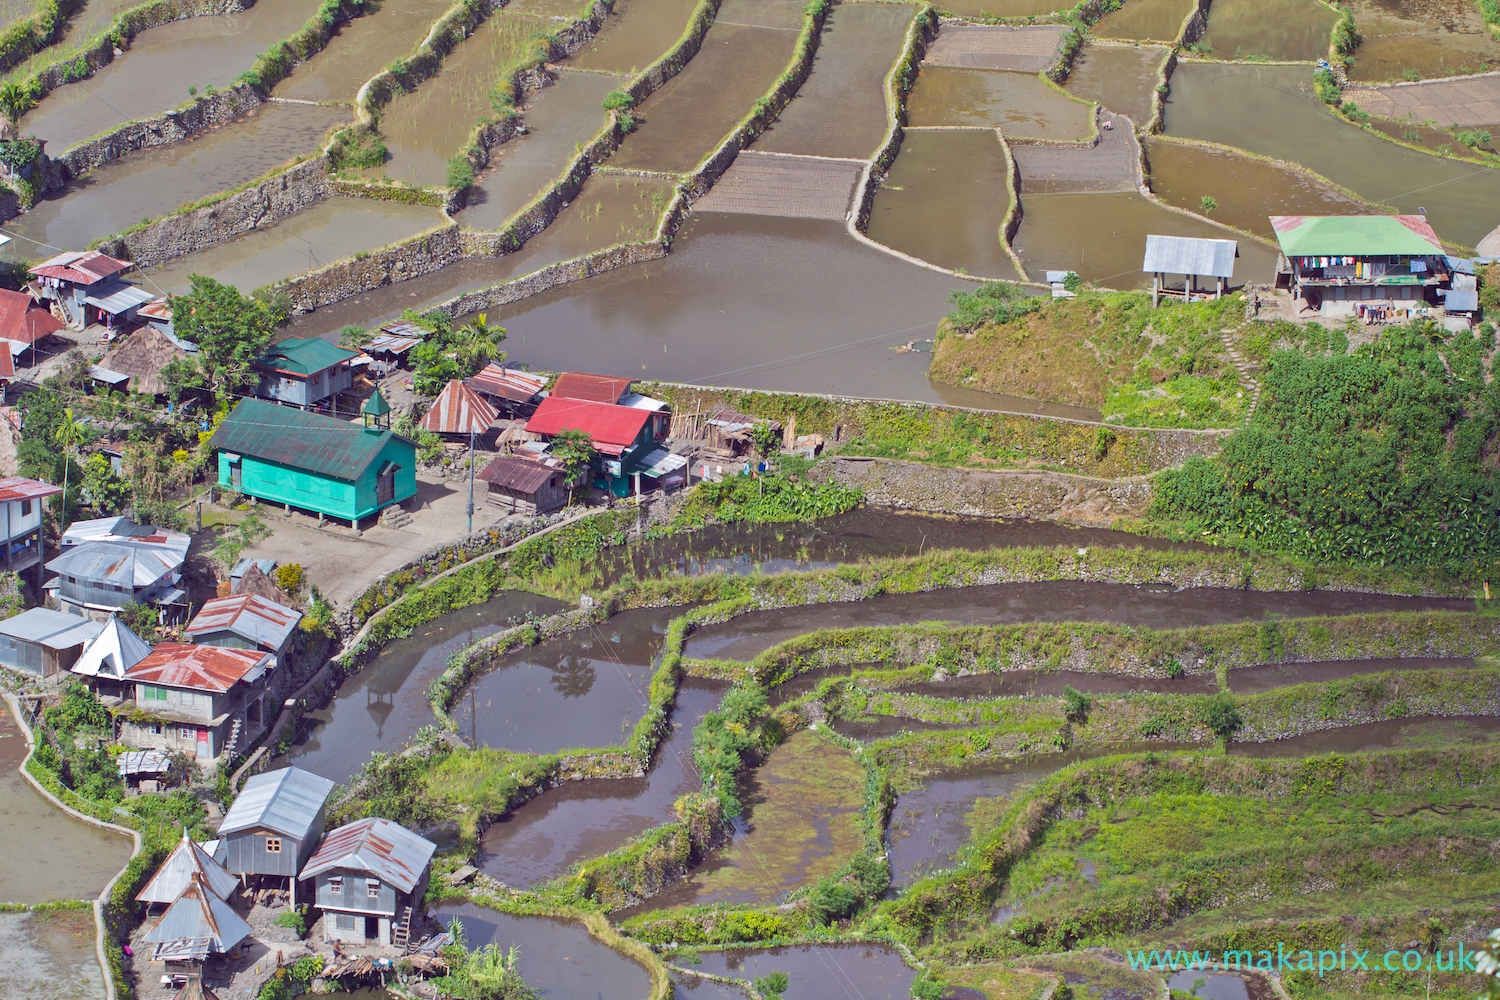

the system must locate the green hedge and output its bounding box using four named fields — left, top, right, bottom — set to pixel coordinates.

left=236, top=0, right=367, bottom=92
left=0, top=0, right=81, bottom=77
